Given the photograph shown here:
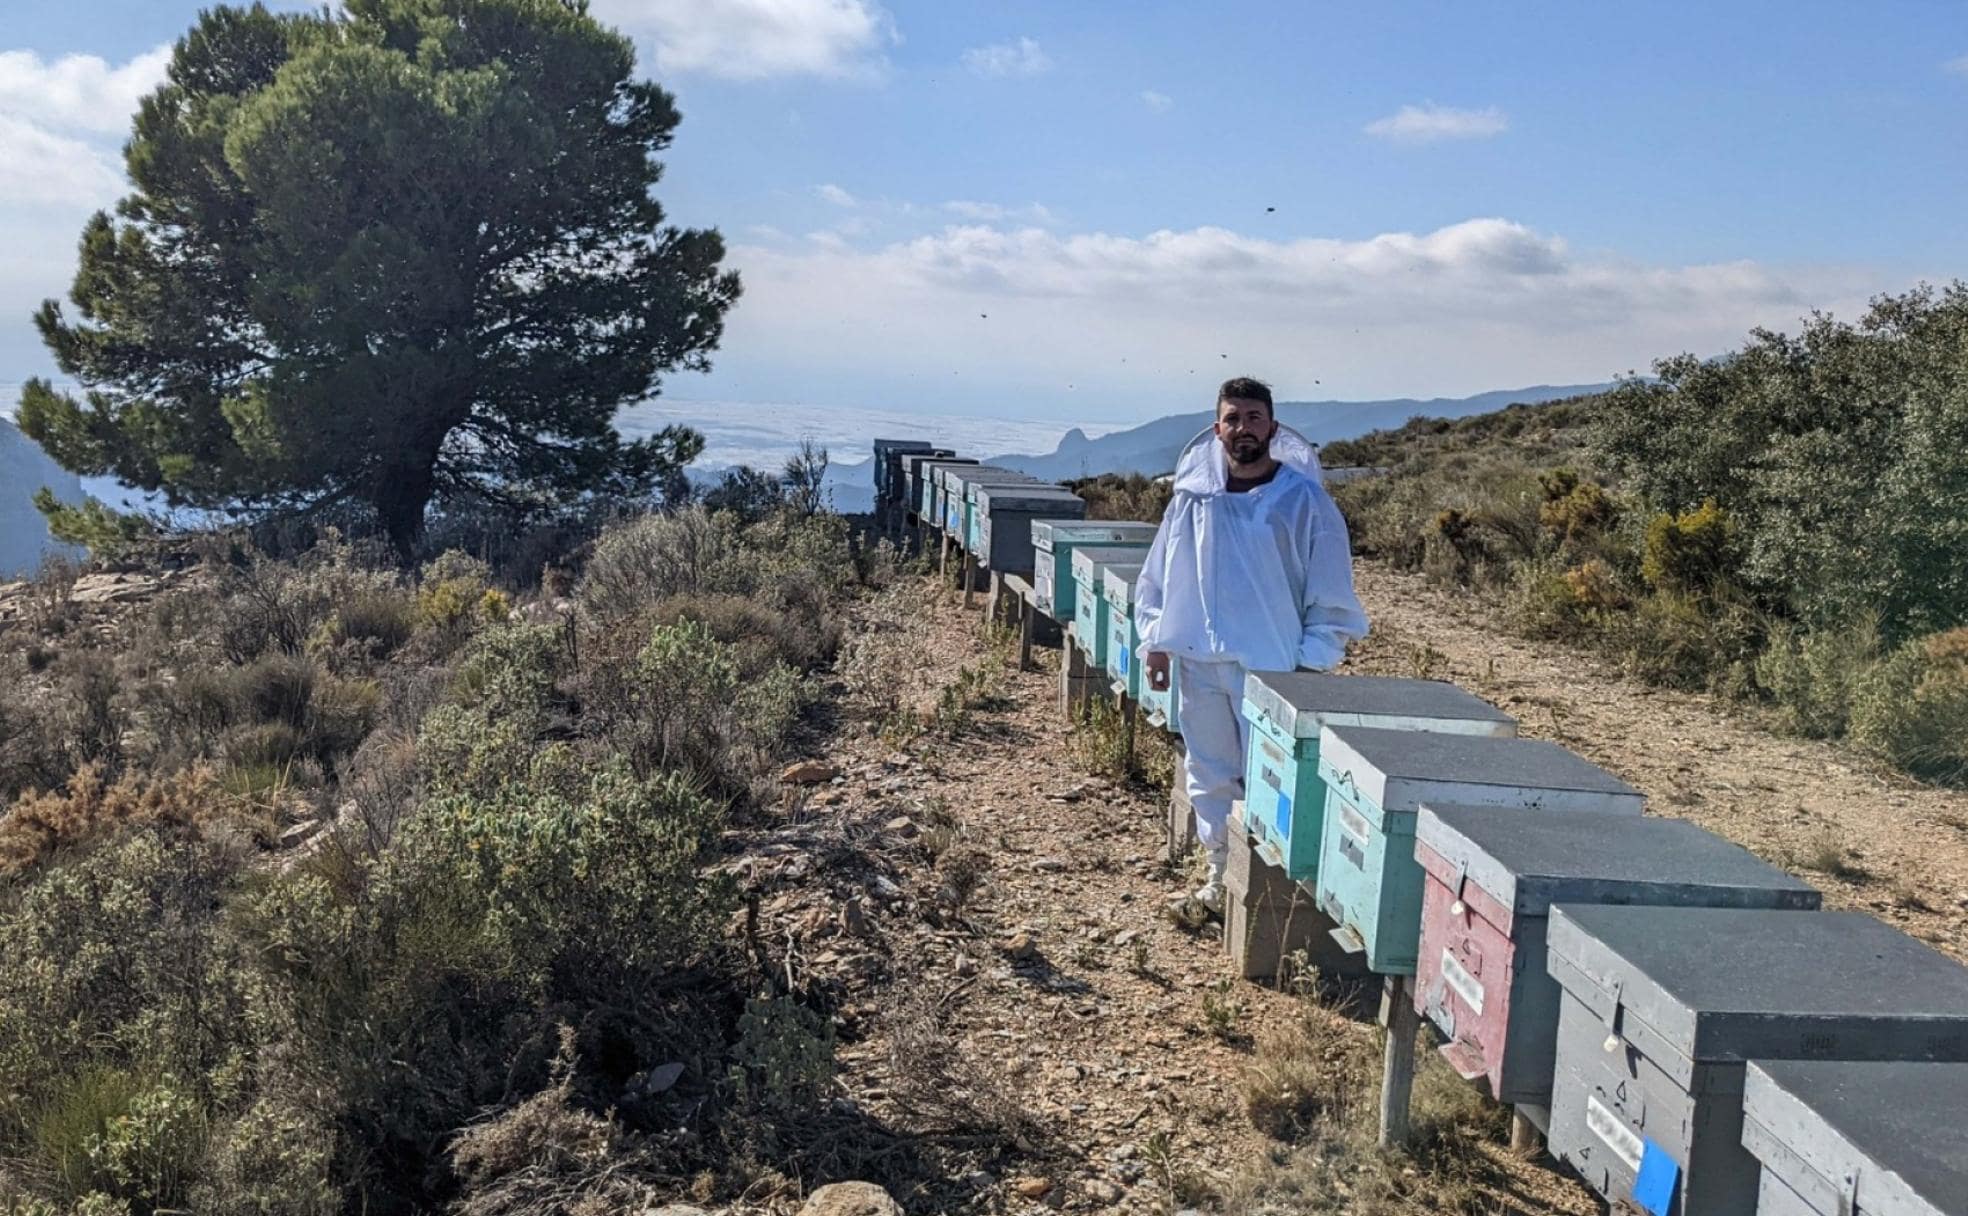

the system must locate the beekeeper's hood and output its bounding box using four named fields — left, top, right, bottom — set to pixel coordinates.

left=1169, top=421, right=1324, bottom=497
